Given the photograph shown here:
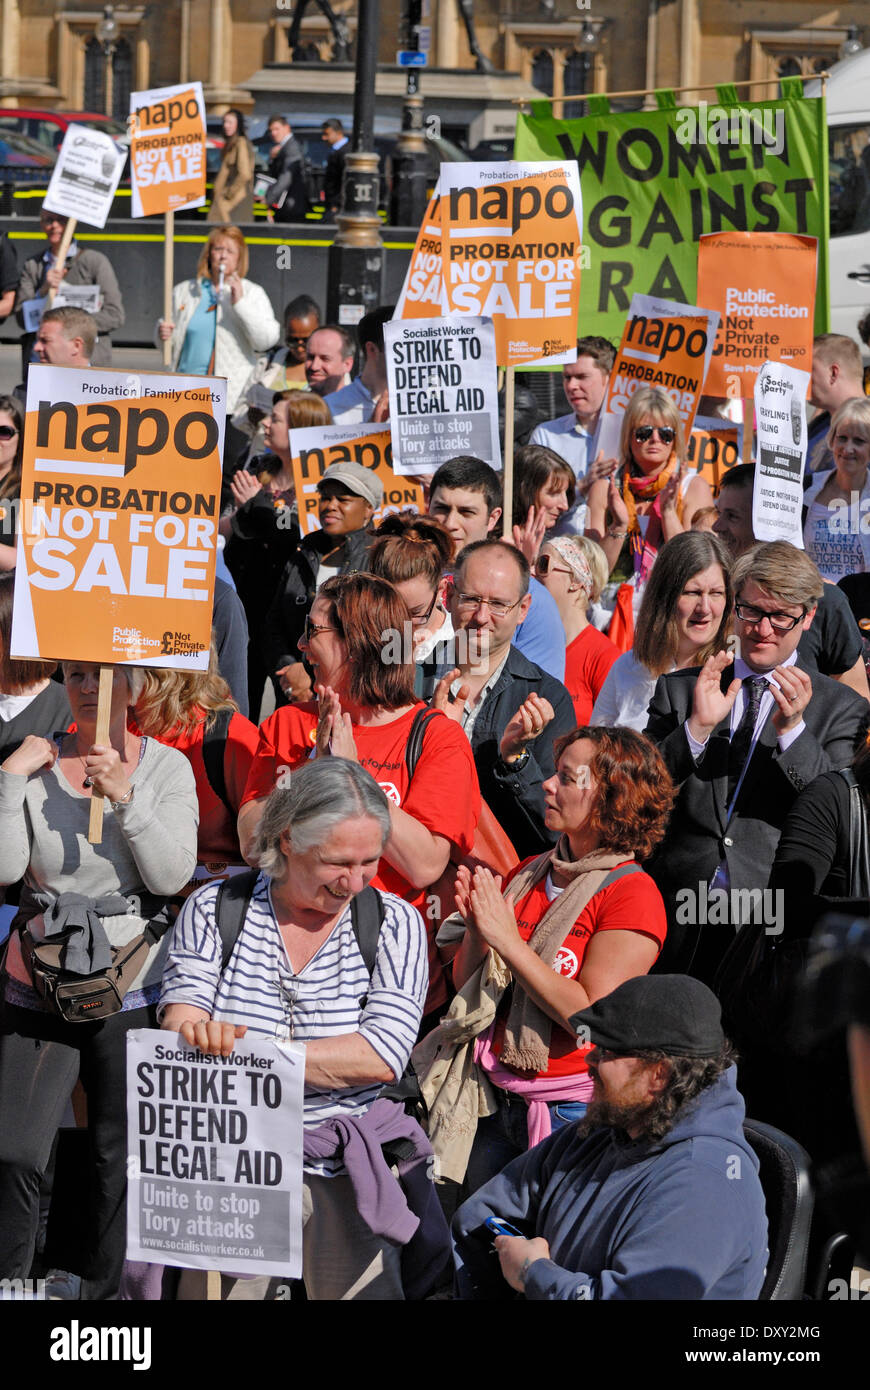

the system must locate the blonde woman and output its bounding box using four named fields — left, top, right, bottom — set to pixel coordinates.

left=534, top=536, right=619, bottom=723
left=586, top=386, right=713, bottom=585
left=134, top=652, right=259, bottom=869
